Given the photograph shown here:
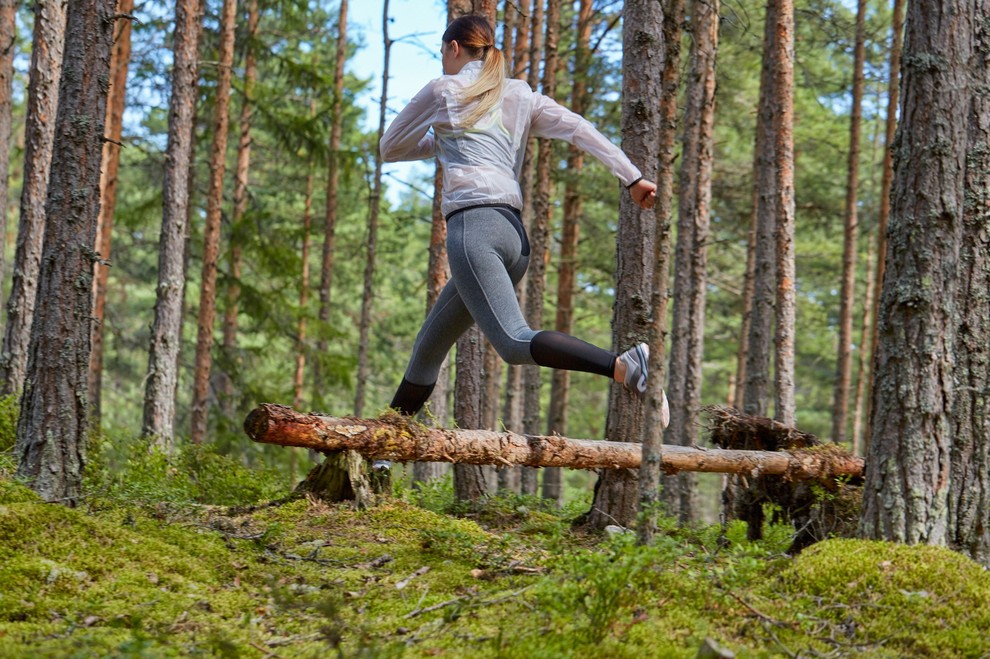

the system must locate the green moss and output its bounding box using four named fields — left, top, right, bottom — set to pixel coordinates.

left=0, top=478, right=41, bottom=503
left=0, top=395, right=18, bottom=453
left=1, top=475, right=988, bottom=658
left=756, top=539, right=990, bottom=657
